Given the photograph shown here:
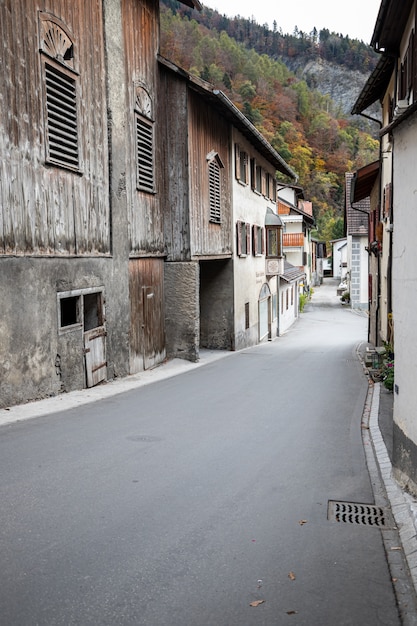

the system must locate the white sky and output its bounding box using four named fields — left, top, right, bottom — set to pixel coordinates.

left=203, top=0, right=382, bottom=43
